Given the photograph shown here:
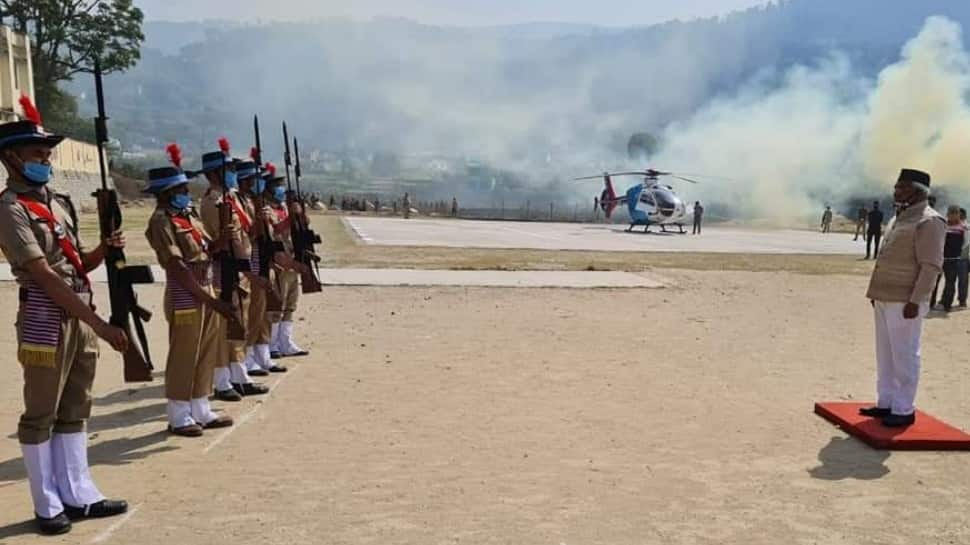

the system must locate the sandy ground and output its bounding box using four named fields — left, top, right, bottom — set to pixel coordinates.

left=344, top=216, right=863, bottom=255
left=0, top=271, right=968, bottom=544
